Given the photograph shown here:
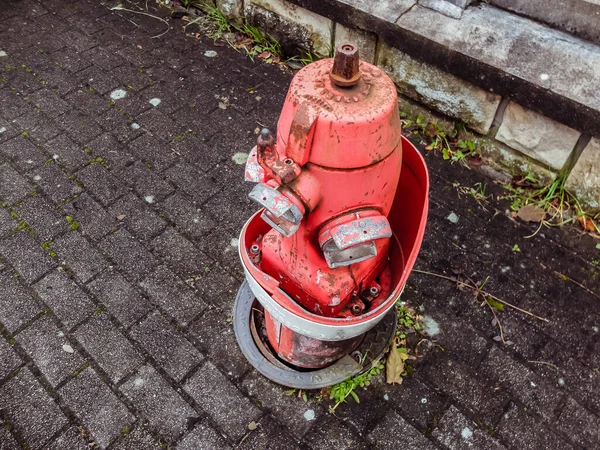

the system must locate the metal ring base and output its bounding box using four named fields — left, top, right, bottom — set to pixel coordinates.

left=233, top=279, right=397, bottom=389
